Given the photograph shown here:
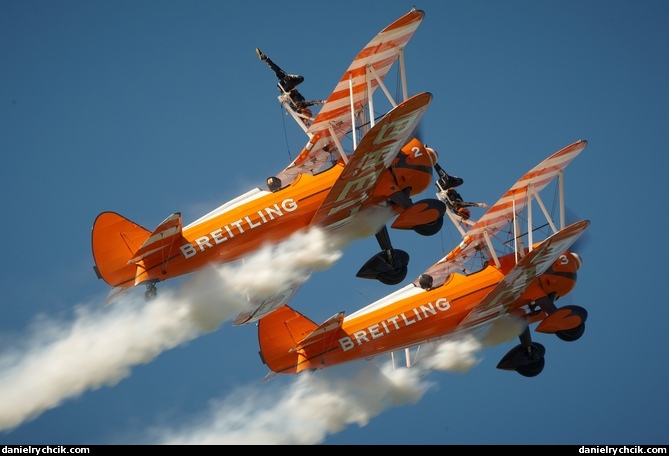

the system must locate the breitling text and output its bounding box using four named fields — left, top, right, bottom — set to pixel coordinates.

left=180, top=198, right=298, bottom=259
left=338, top=297, right=451, bottom=351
